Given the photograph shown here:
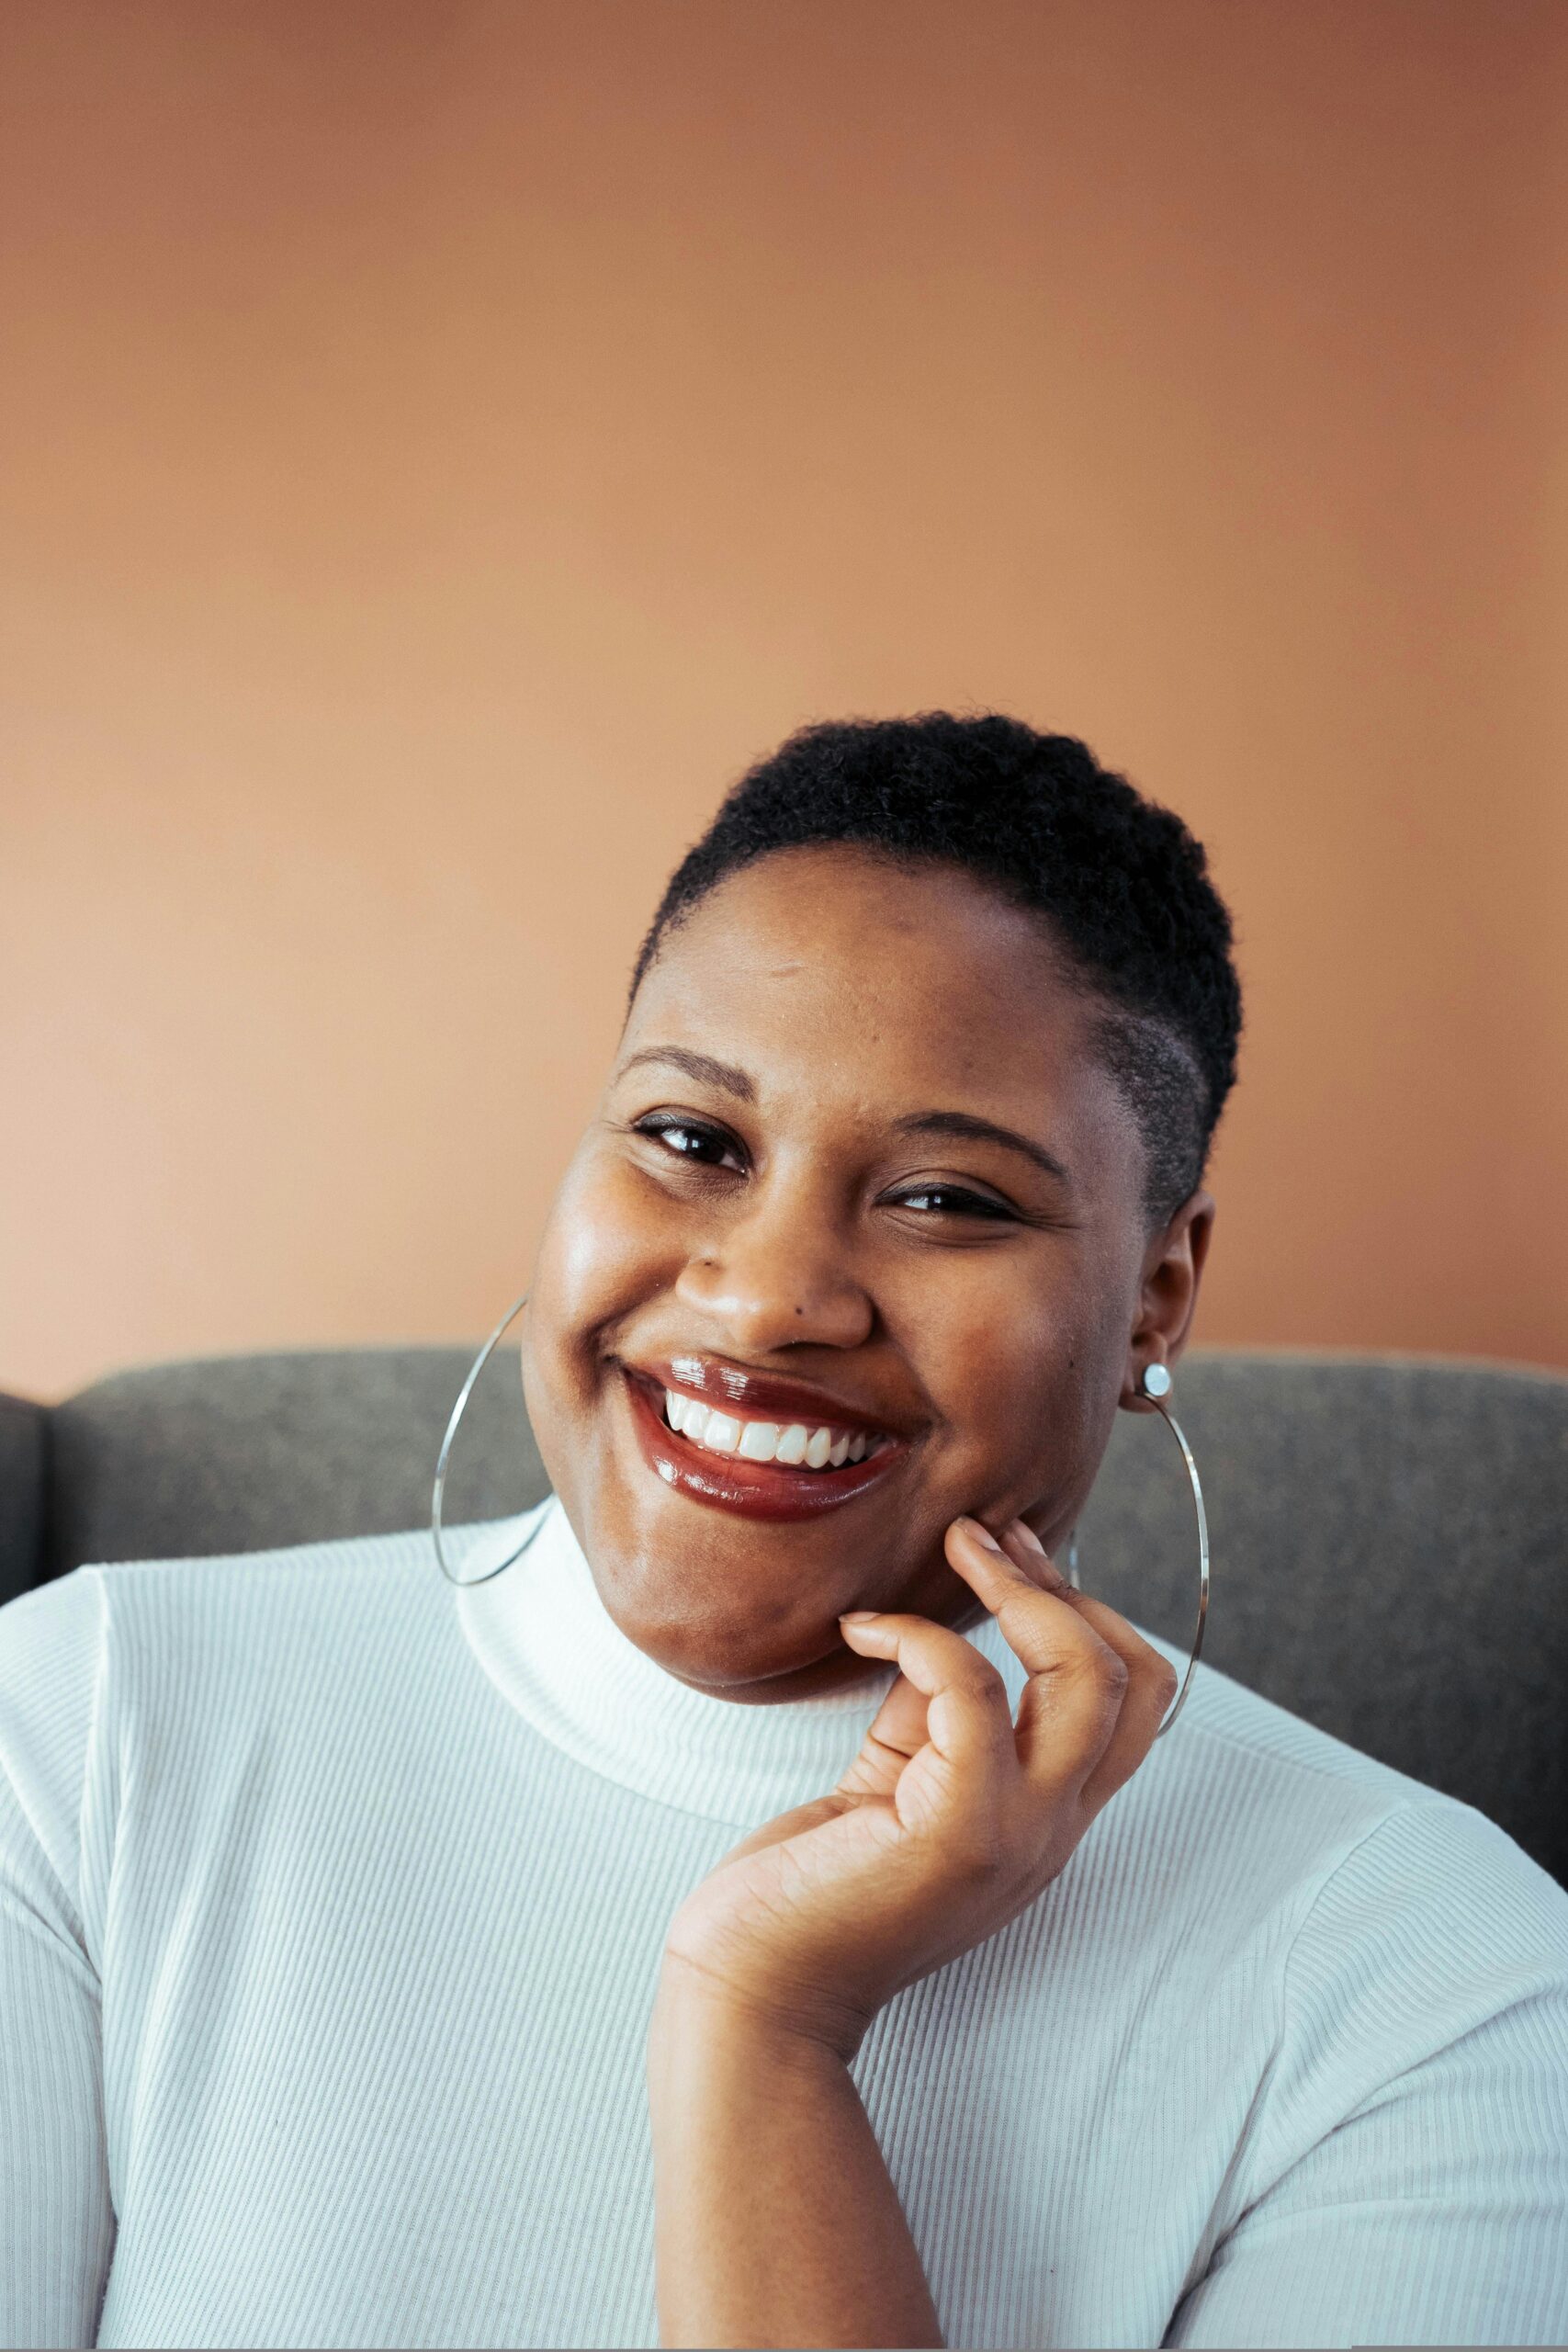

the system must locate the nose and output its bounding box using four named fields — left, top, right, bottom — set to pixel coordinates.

left=673, top=1182, right=874, bottom=1354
